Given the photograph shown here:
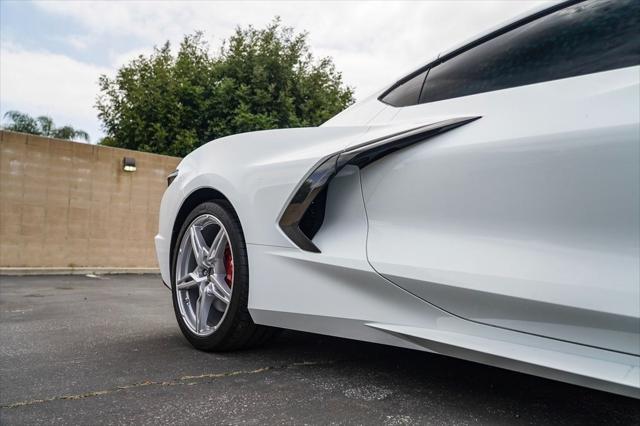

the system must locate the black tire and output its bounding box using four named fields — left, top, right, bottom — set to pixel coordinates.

left=171, top=200, right=278, bottom=351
